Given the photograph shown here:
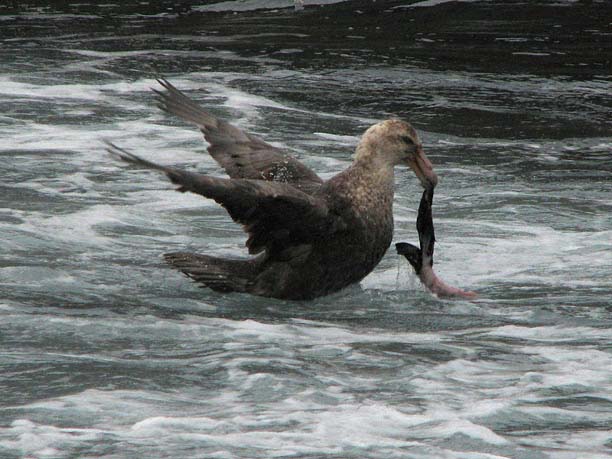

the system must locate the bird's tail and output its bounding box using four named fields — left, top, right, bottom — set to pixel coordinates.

left=164, top=252, right=258, bottom=293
